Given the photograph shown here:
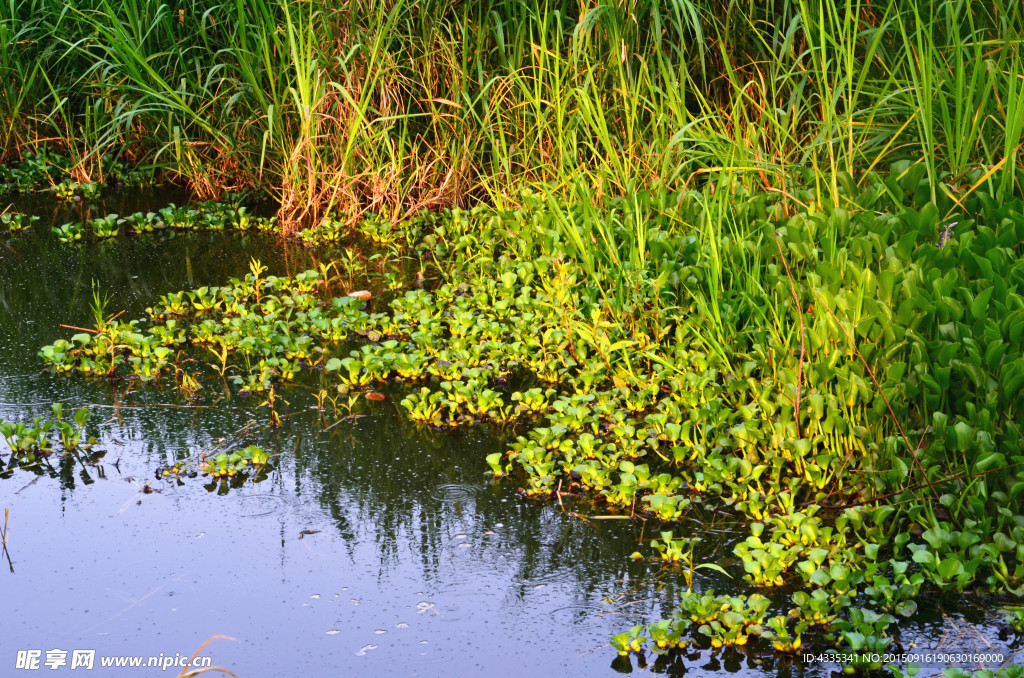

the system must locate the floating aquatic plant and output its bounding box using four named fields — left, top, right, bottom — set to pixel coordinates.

left=48, top=199, right=277, bottom=243
left=1, top=212, right=38, bottom=233
left=198, top=445, right=270, bottom=479
left=0, top=406, right=96, bottom=470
